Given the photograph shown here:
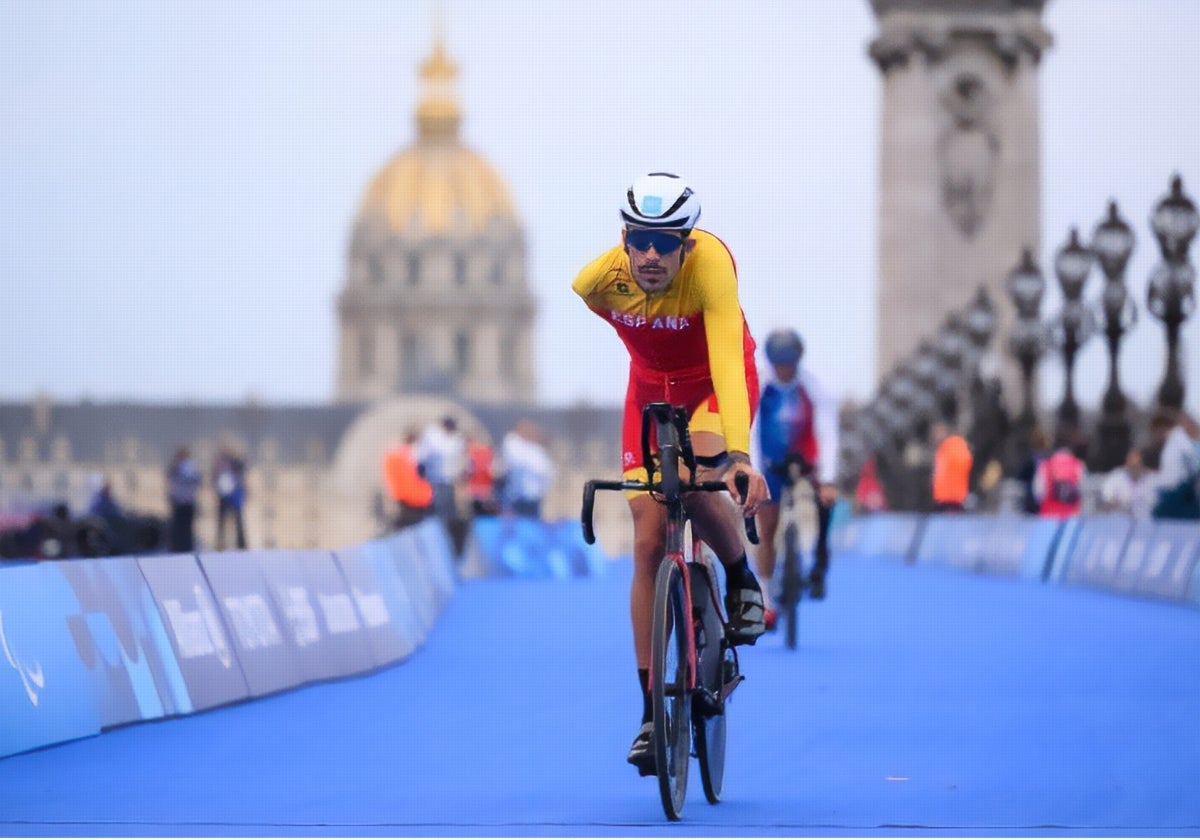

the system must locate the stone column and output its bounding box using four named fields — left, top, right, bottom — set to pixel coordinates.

left=869, top=0, right=1052, bottom=407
